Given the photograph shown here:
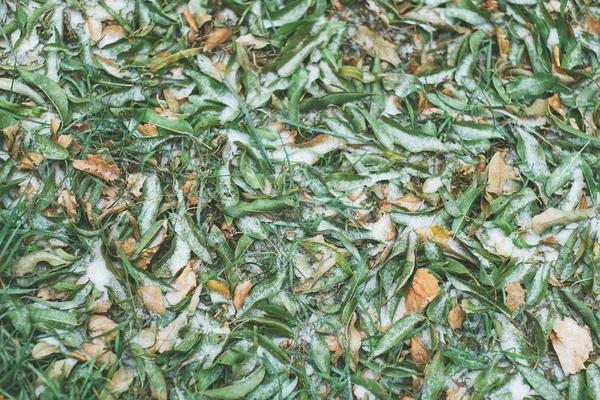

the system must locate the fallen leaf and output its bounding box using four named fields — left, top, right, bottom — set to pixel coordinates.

left=137, top=124, right=159, bottom=137
left=88, top=315, right=118, bottom=340
left=126, top=173, right=146, bottom=199
left=347, top=313, right=362, bottom=371
left=236, top=34, right=270, bottom=49
left=73, top=154, right=120, bottom=182
left=18, top=152, right=44, bottom=170
left=416, top=225, right=476, bottom=263
left=101, top=367, right=137, bottom=400
left=531, top=207, right=596, bottom=234
left=98, top=25, right=126, bottom=48
left=206, top=279, right=231, bottom=298
left=32, top=340, right=62, bottom=359
left=405, top=269, right=440, bottom=314
left=153, top=313, right=187, bottom=353
left=183, top=8, right=199, bottom=33
left=486, top=151, right=517, bottom=197
left=448, top=303, right=464, bottom=330
left=505, top=281, right=525, bottom=313
left=57, top=134, right=73, bottom=148
left=551, top=317, right=593, bottom=376
left=165, top=262, right=197, bottom=306
left=233, top=279, right=253, bottom=311
left=388, top=193, right=425, bottom=212
left=204, top=28, right=233, bottom=52
left=446, top=386, right=467, bottom=400
left=496, top=28, right=510, bottom=55
left=58, top=189, right=78, bottom=223
left=87, top=18, right=103, bottom=42
left=409, top=337, right=430, bottom=364
left=50, top=119, right=60, bottom=138
left=582, top=14, right=600, bottom=37
left=354, top=26, right=401, bottom=67
left=138, top=286, right=166, bottom=314
left=294, top=254, right=337, bottom=292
